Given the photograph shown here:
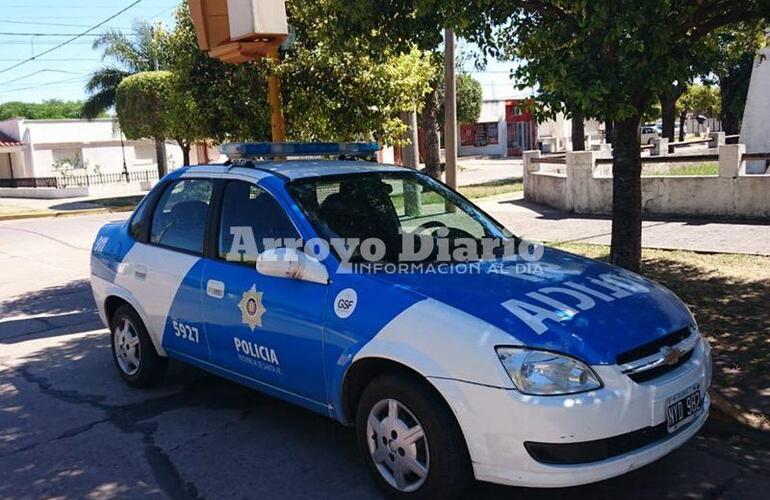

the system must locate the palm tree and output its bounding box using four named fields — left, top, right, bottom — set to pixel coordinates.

left=83, top=20, right=170, bottom=176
